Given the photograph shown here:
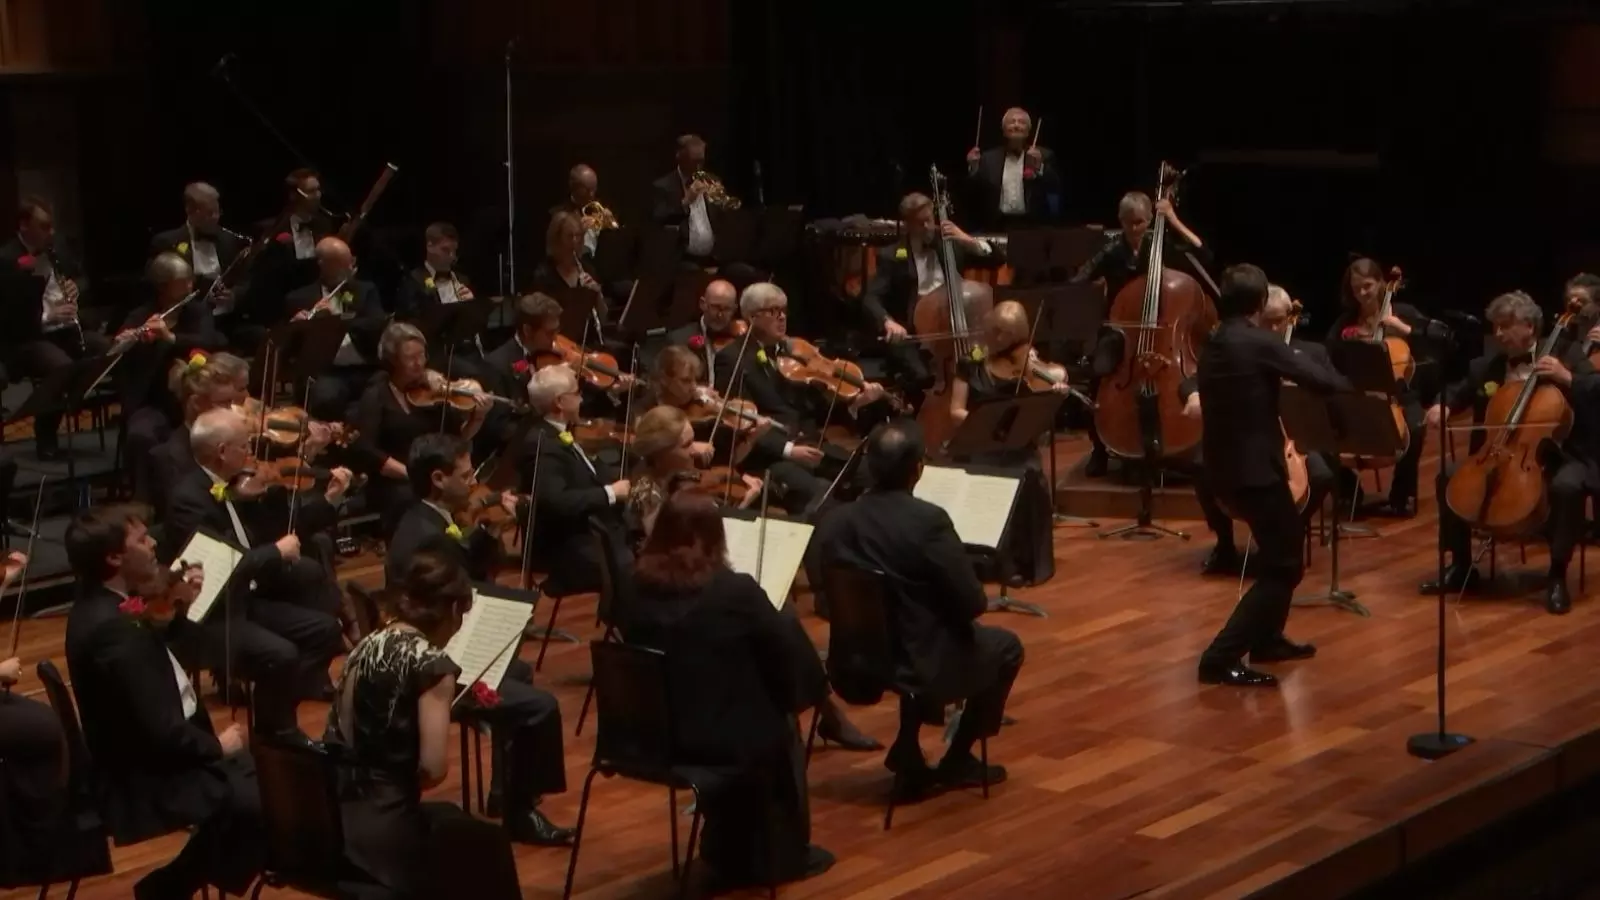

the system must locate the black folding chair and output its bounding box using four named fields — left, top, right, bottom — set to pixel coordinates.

left=249, top=739, right=357, bottom=899
left=575, top=515, right=632, bottom=736
left=28, top=661, right=114, bottom=899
